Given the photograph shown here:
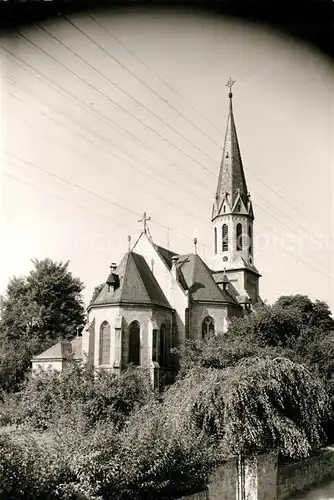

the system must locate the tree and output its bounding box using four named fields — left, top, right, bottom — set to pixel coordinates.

left=0, top=258, right=86, bottom=391
left=176, top=294, right=334, bottom=450
left=90, top=283, right=105, bottom=304
left=165, top=357, right=329, bottom=459
left=275, top=295, right=334, bottom=331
